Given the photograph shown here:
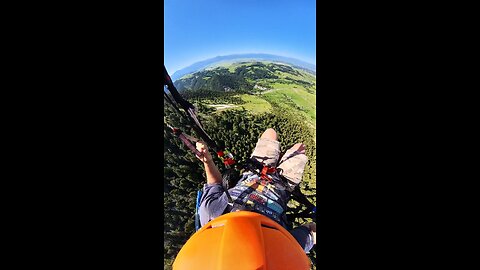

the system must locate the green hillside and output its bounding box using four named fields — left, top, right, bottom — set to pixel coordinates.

left=175, top=61, right=316, bottom=131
